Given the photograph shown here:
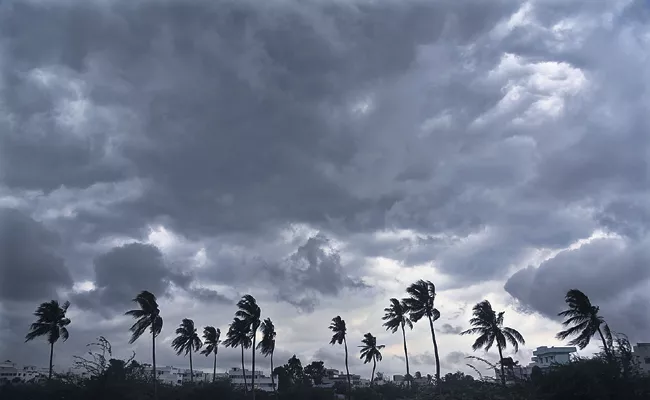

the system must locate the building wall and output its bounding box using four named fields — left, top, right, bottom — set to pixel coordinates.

left=633, top=343, right=650, bottom=374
